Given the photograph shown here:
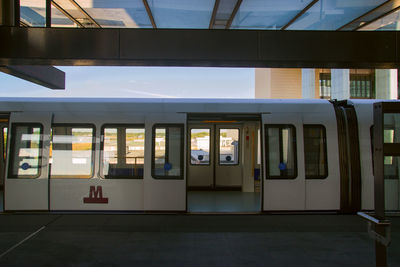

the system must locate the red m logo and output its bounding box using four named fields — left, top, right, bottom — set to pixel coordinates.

left=83, top=186, right=109, bottom=204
